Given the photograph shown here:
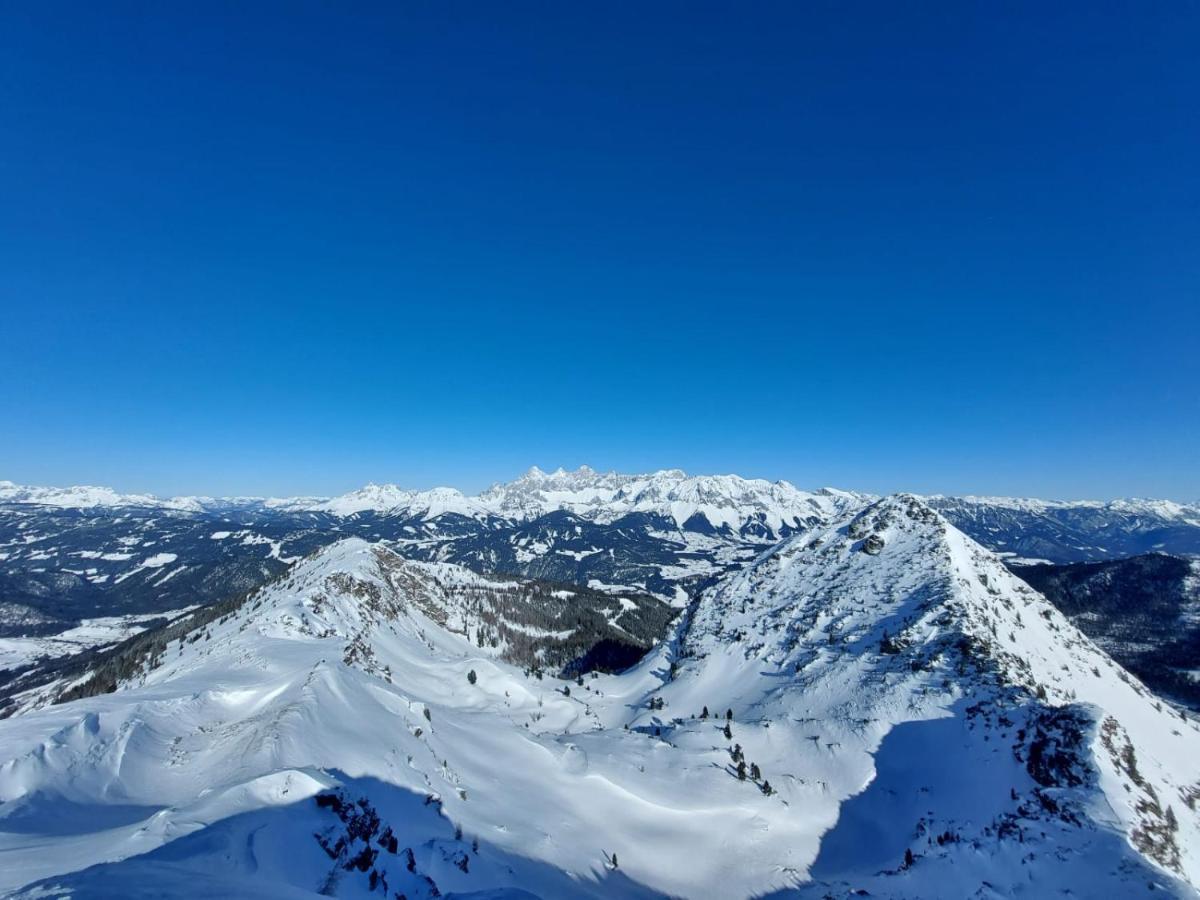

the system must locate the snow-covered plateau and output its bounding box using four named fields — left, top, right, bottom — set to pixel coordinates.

left=0, top=494, right=1197, bottom=898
